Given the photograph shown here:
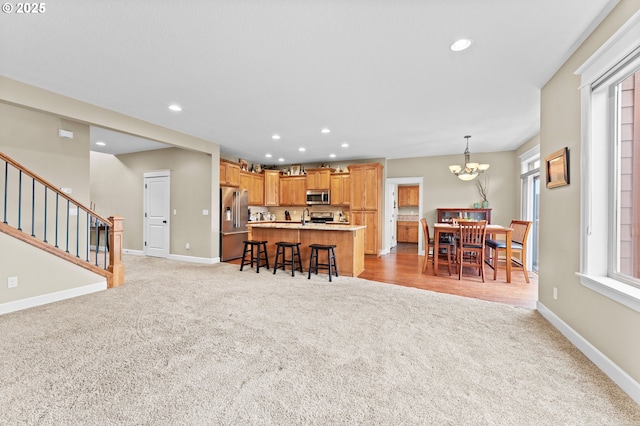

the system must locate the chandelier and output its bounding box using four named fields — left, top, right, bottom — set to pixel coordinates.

left=448, top=135, right=490, bottom=181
